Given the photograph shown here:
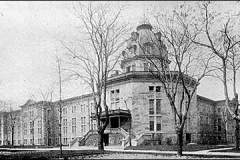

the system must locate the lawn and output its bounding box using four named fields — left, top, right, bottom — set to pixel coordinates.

left=0, top=150, right=108, bottom=160
left=82, top=153, right=201, bottom=159
left=125, top=144, right=232, bottom=152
